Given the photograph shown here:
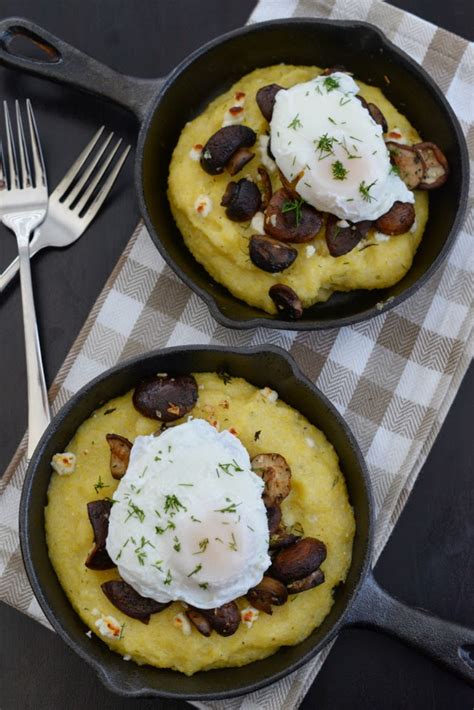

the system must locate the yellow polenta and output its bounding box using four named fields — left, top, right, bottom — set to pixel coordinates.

left=168, top=65, right=429, bottom=314
left=45, top=373, right=355, bottom=675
